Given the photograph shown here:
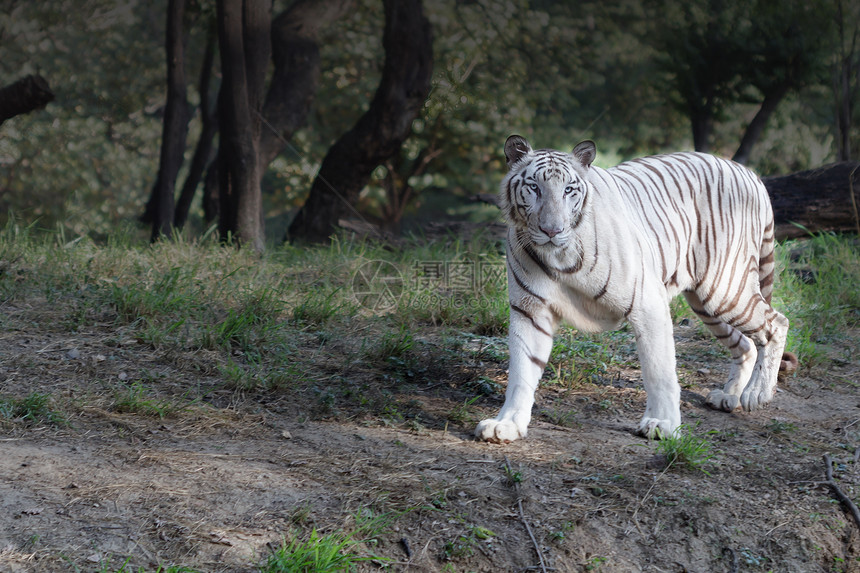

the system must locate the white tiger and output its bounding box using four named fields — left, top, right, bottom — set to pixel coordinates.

left=475, top=135, right=796, bottom=442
